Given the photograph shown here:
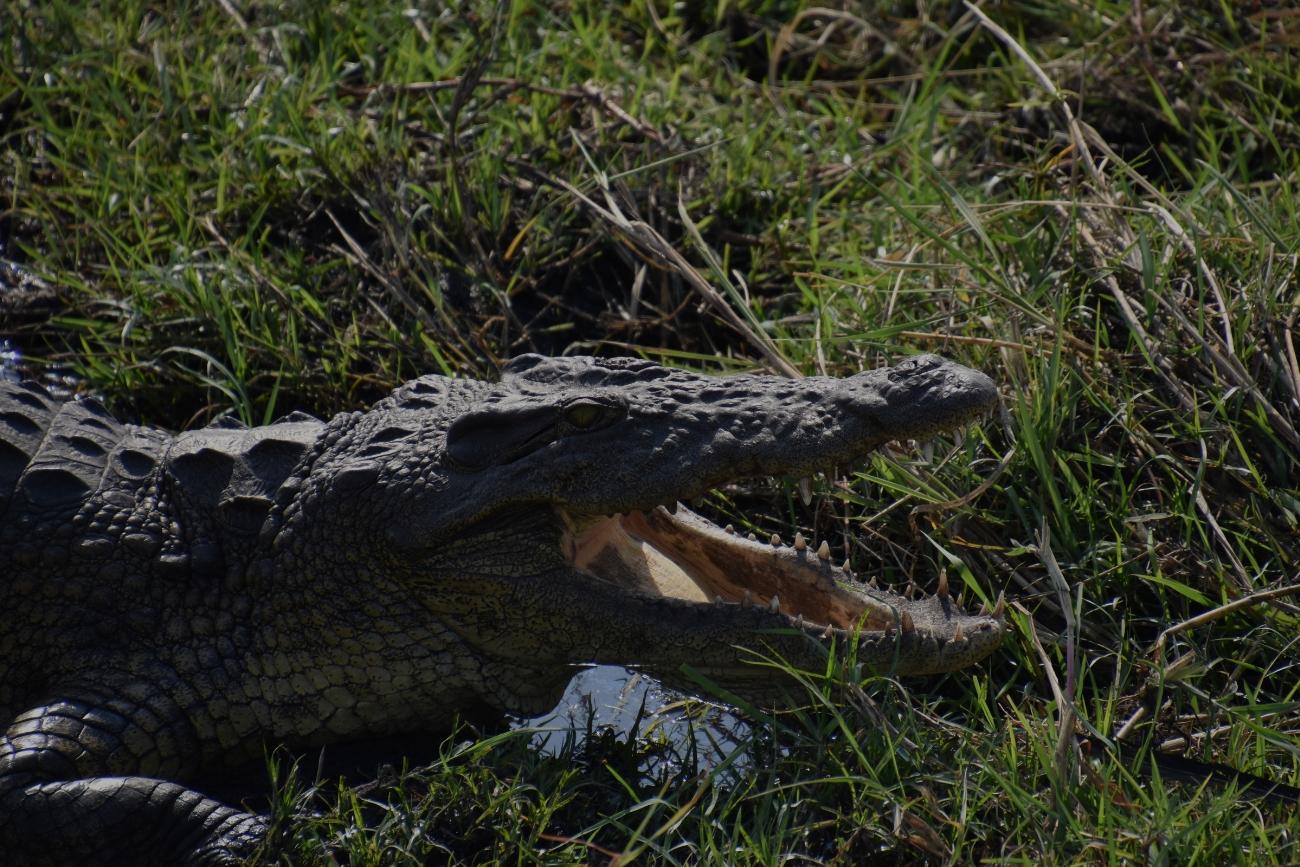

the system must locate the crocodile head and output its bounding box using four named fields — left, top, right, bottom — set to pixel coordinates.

left=290, top=354, right=1004, bottom=714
